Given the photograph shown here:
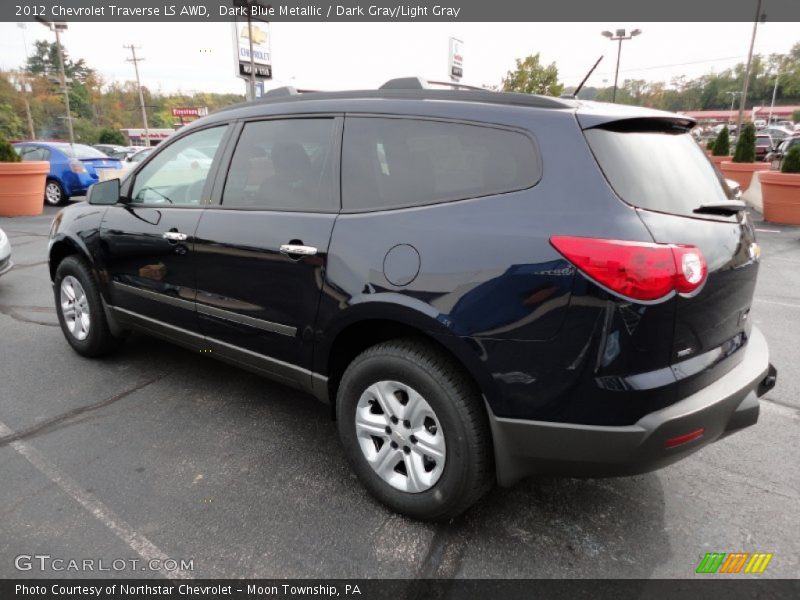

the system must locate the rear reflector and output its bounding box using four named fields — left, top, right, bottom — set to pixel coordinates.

left=550, top=236, right=707, bottom=303
left=665, top=428, right=705, bottom=448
